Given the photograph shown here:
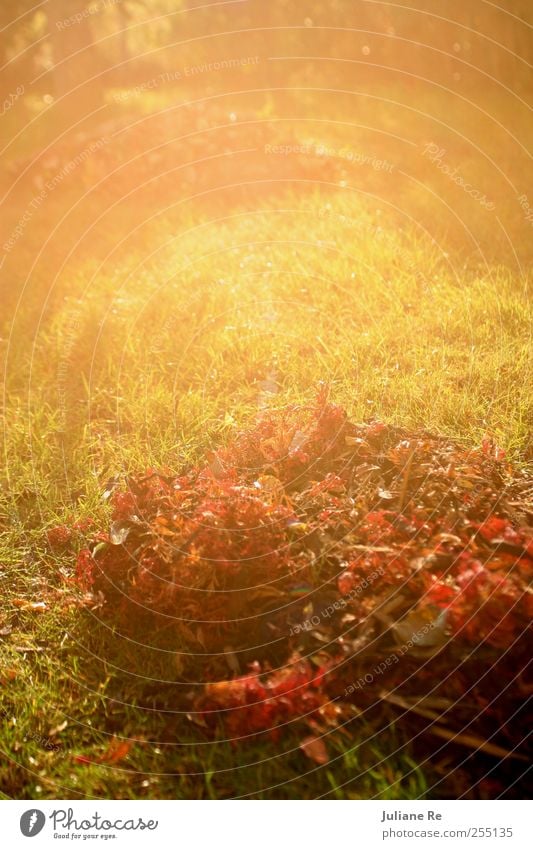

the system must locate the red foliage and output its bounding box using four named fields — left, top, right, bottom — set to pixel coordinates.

left=75, top=548, right=96, bottom=590
left=215, top=386, right=351, bottom=486
left=47, top=525, right=73, bottom=549
left=477, top=517, right=521, bottom=544
left=47, top=518, right=94, bottom=550
left=482, top=435, right=506, bottom=461
left=427, top=557, right=530, bottom=649
left=196, top=655, right=334, bottom=737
